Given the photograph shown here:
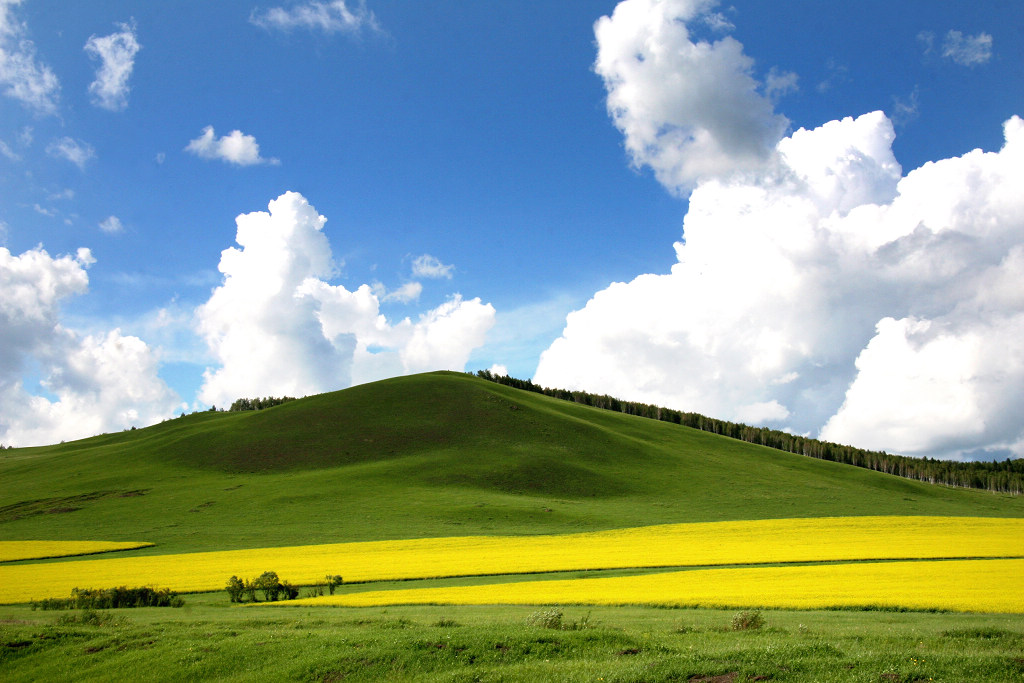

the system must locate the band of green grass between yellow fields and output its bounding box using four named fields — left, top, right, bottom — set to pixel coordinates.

left=1, top=516, right=1021, bottom=605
